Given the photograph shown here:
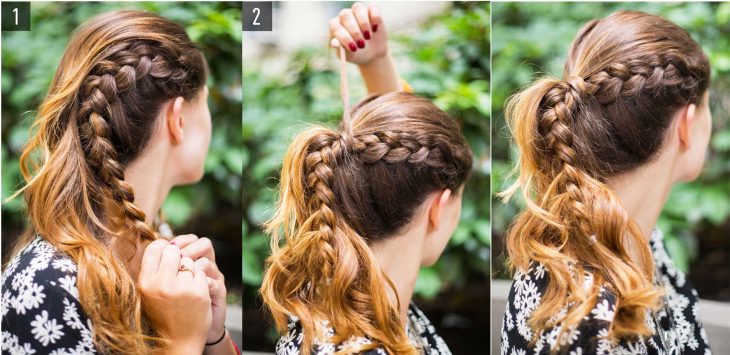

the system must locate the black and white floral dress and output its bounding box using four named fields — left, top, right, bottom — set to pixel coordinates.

left=2, top=236, right=96, bottom=354
left=501, top=228, right=712, bottom=355
left=275, top=303, right=451, bottom=354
